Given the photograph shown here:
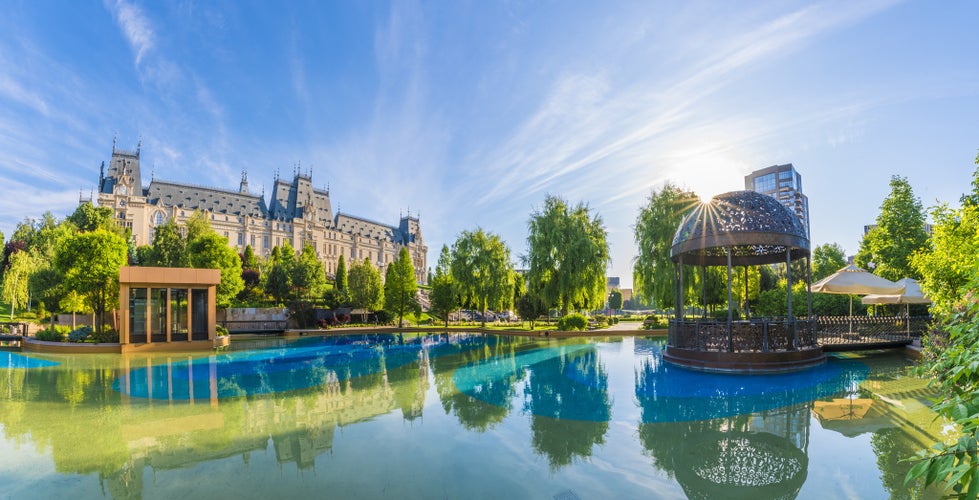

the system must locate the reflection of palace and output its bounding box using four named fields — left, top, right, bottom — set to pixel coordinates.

left=0, top=336, right=435, bottom=498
